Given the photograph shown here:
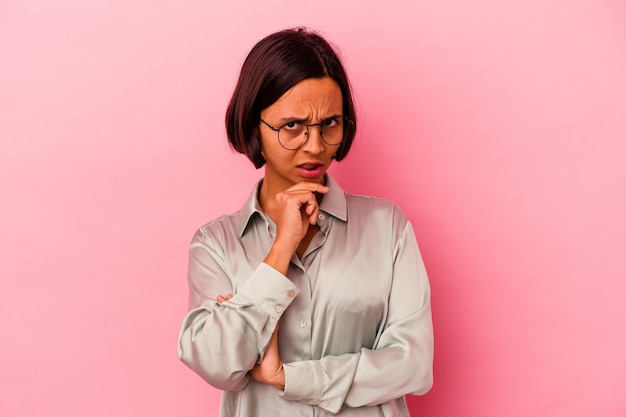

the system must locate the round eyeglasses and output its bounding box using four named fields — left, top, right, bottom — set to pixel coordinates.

left=260, top=117, right=352, bottom=150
